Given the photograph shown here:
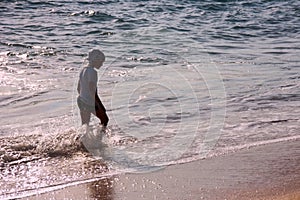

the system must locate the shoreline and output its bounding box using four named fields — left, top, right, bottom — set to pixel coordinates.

left=20, top=138, right=300, bottom=199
